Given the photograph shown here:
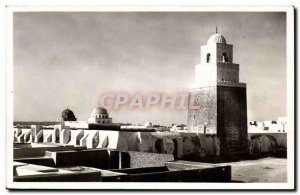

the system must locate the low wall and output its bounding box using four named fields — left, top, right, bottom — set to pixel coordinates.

left=14, top=144, right=86, bottom=159
left=46, top=149, right=110, bottom=169
left=14, top=127, right=221, bottom=159
left=14, top=125, right=287, bottom=159
left=14, top=172, right=102, bottom=182
left=121, top=151, right=174, bottom=169
left=248, top=133, right=287, bottom=155
left=15, top=157, right=55, bottom=167
left=109, top=165, right=231, bottom=182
